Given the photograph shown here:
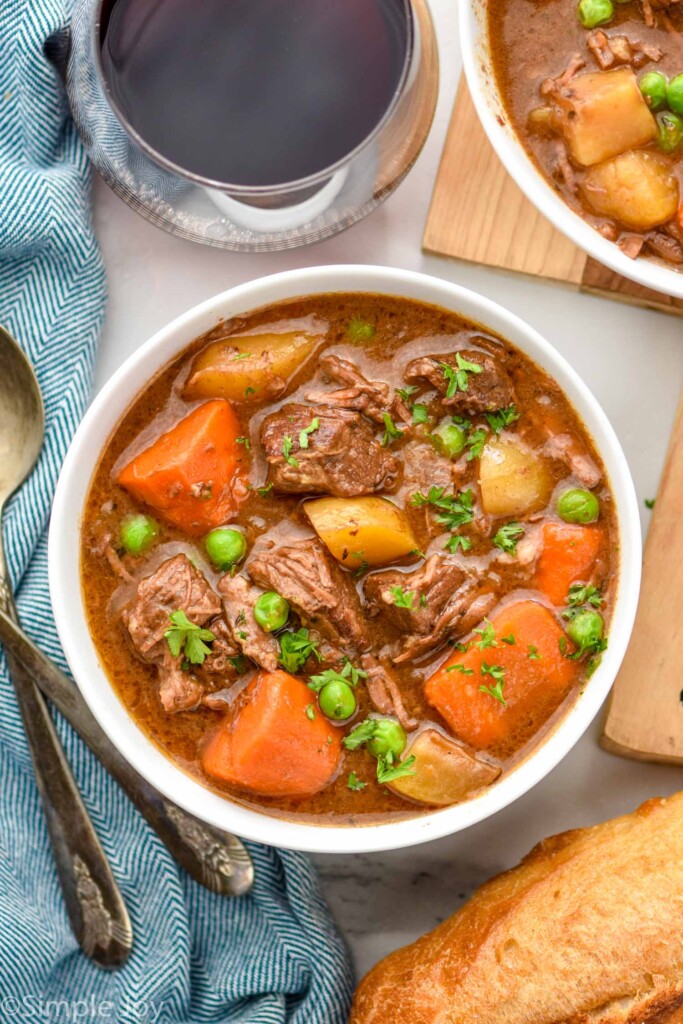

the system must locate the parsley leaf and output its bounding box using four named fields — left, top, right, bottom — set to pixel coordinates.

left=473, top=619, right=498, bottom=650
left=278, top=628, right=322, bottom=673
left=445, top=534, right=472, bottom=554
left=465, top=428, right=487, bottom=462
left=644, top=497, right=656, bottom=510
left=347, top=772, right=368, bottom=791
left=298, top=417, right=320, bottom=450
left=389, top=586, right=415, bottom=609
left=485, top=405, right=520, bottom=434
left=256, top=482, right=273, bottom=498
left=440, top=353, right=483, bottom=397
left=381, top=412, right=403, bottom=447
left=164, top=610, right=215, bottom=665
left=566, top=583, right=603, bottom=609
left=501, top=633, right=516, bottom=645
left=479, top=663, right=507, bottom=705
left=396, top=385, right=419, bottom=402
left=305, top=704, right=316, bottom=721
left=308, top=659, right=366, bottom=692
left=347, top=318, right=376, bottom=342
left=412, top=403, right=429, bottom=425
left=236, top=435, right=251, bottom=450
left=343, top=719, right=379, bottom=751
left=528, top=644, right=541, bottom=660
left=376, top=754, right=416, bottom=784
left=412, top=487, right=475, bottom=531
left=492, top=522, right=525, bottom=555
left=446, top=663, right=474, bottom=675
left=282, top=436, right=299, bottom=467
left=232, top=352, right=251, bottom=361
